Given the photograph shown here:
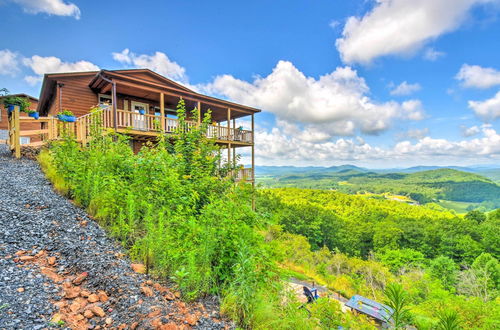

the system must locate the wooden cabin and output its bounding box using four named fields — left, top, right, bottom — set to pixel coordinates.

left=35, top=69, right=260, bottom=182
left=0, top=94, right=39, bottom=144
